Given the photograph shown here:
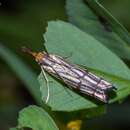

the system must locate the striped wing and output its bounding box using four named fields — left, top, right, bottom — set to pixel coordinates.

left=41, top=54, right=115, bottom=103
